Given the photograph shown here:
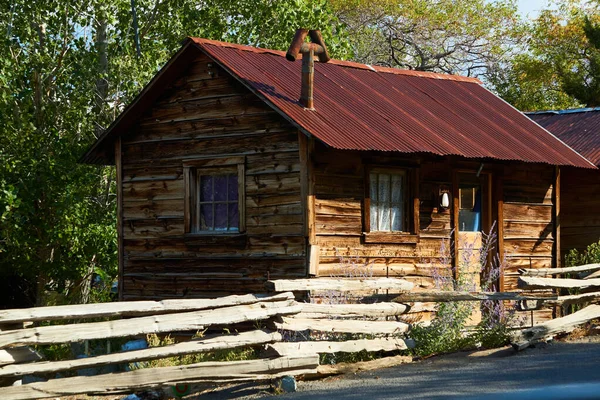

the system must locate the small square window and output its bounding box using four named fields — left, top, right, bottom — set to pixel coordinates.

left=185, top=162, right=245, bottom=234
left=369, top=170, right=408, bottom=232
